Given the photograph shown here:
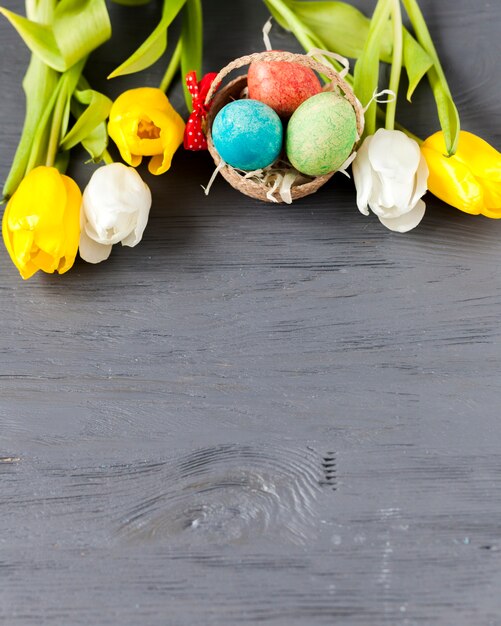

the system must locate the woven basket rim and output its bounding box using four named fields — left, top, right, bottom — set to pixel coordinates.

left=204, top=51, right=364, bottom=204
